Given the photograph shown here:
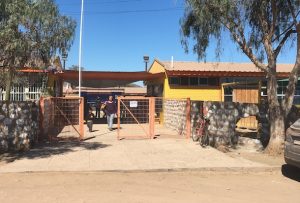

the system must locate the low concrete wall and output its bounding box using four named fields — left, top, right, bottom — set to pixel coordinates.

left=0, top=101, right=39, bottom=152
